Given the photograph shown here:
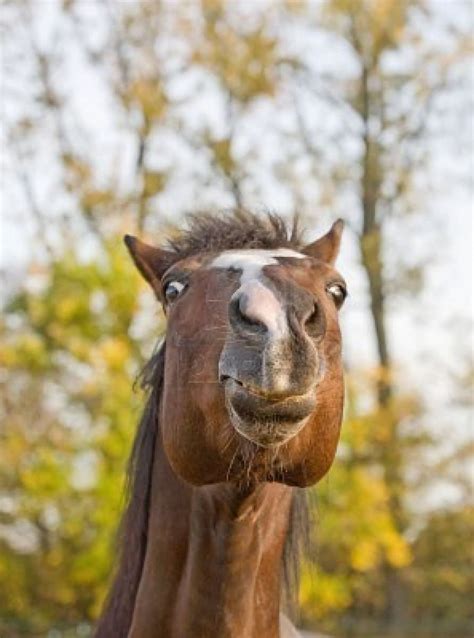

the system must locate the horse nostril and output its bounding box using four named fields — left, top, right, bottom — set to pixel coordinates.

left=230, top=295, right=267, bottom=333
left=304, top=303, right=323, bottom=337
